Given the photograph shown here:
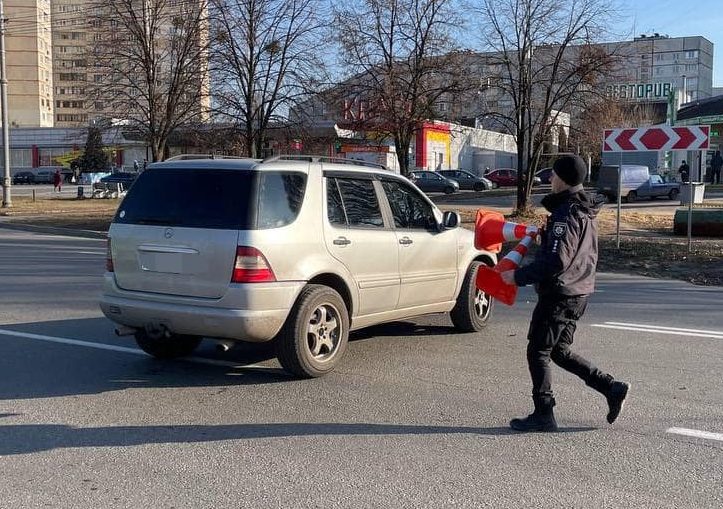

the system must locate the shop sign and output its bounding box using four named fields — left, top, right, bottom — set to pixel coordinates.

left=605, top=82, right=673, bottom=100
